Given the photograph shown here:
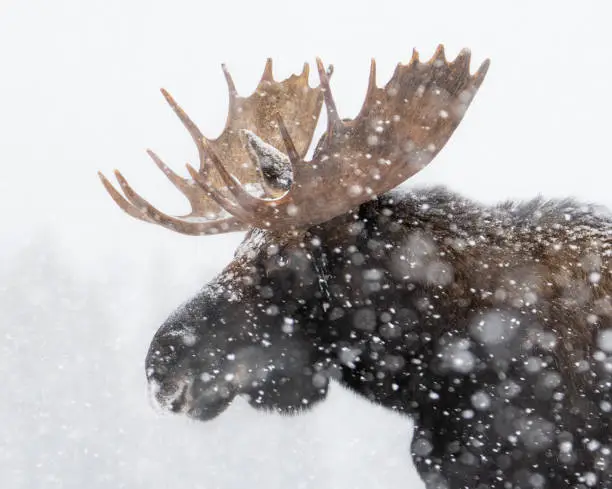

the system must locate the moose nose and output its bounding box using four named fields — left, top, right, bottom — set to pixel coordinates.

left=168, top=384, right=188, bottom=413
left=158, top=382, right=180, bottom=398
left=147, top=377, right=190, bottom=414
